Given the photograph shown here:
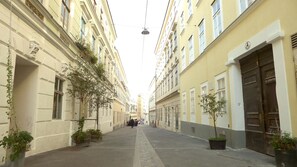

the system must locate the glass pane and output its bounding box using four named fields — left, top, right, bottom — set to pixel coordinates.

left=65, top=0, right=70, bottom=8
left=53, top=93, right=57, bottom=118
left=59, top=79, right=63, bottom=91
left=55, top=77, right=58, bottom=90
left=58, top=94, right=62, bottom=119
